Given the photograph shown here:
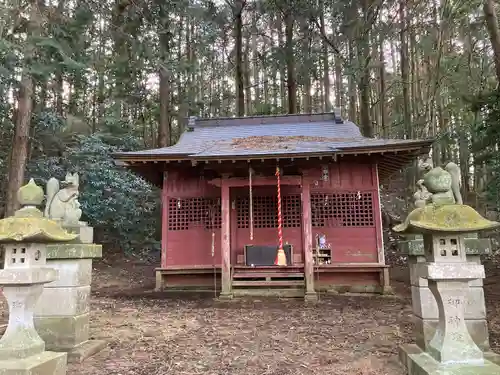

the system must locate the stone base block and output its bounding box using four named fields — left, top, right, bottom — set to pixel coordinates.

left=304, top=292, right=318, bottom=303
left=66, top=339, right=107, bottom=364
left=46, top=243, right=102, bottom=260
left=414, top=317, right=490, bottom=352
left=485, top=351, right=500, bottom=366
left=62, top=225, right=94, bottom=244
left=400, top=344, right=500, bottom=375
left=410, top=263, right=483, bottom=287
left=0, top=351, right=67, bottom=375
left=46, top=259, right=92, bottom=288
left=411, top=286, right=486, bottom=320
left=35, top=286, right=90, bottom=316
left=35, top=314, right=89, bottom=351
left=218, top=292, right=233, bottom=300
